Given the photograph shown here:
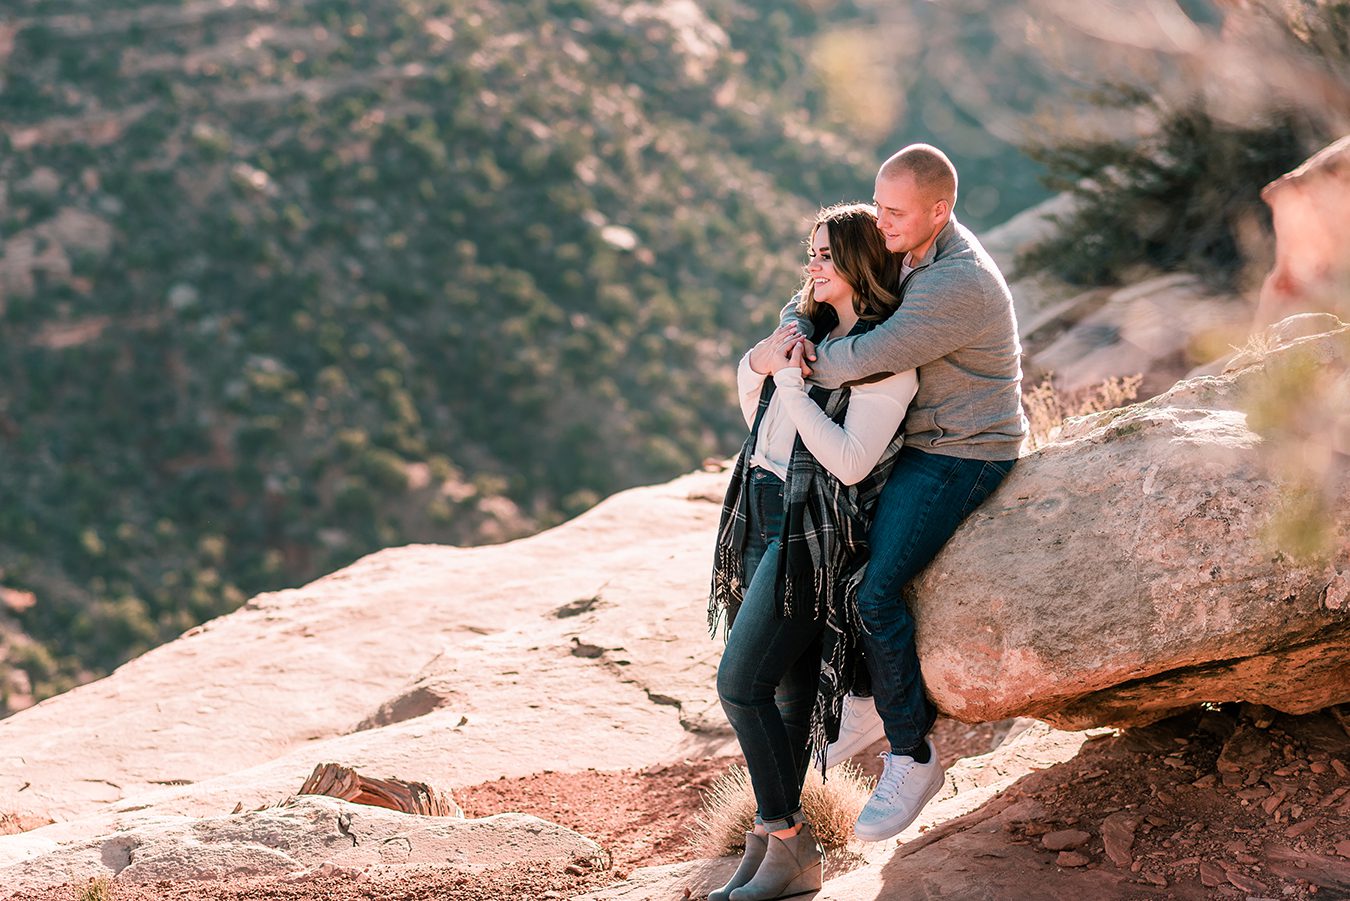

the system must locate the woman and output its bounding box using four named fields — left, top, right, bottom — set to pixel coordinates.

left=707, top=202, right=918, bottom=901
